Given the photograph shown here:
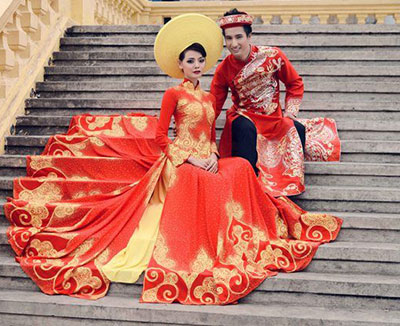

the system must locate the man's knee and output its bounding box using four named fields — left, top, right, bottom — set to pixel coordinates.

left=232, top=116, right=257, bottom=140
